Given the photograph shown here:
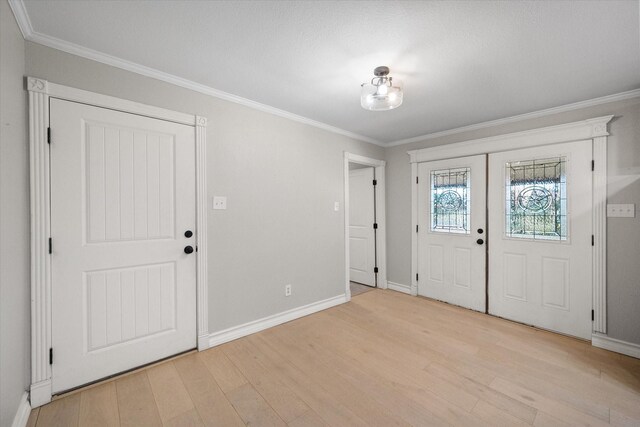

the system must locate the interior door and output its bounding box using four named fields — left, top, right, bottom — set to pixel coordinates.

left=417, top=155, right=486, bottom=311
left=488, top=141, right=592, bottom=339
left=349, top=167, right=376, bottom=286
left=50, top=99, right=197, bottom=393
